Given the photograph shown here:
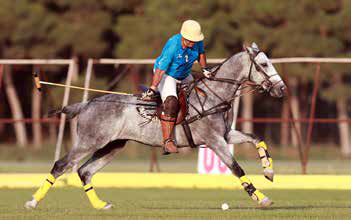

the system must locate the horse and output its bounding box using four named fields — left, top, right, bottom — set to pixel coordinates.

left=25, top=43, right=286, bottom=210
